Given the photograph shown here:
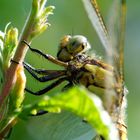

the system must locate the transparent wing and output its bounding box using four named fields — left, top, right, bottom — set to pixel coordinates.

left=108, top=1, right=127, bottom=138
left=82, top=1, right=127, bottom=137
left=82, top=0, right=126, bottom=88
left=107, top=0, right=126, bottom=88
left=117, top=0, right=126, bottom=86
left=82, top=0, right=111, bottom=55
